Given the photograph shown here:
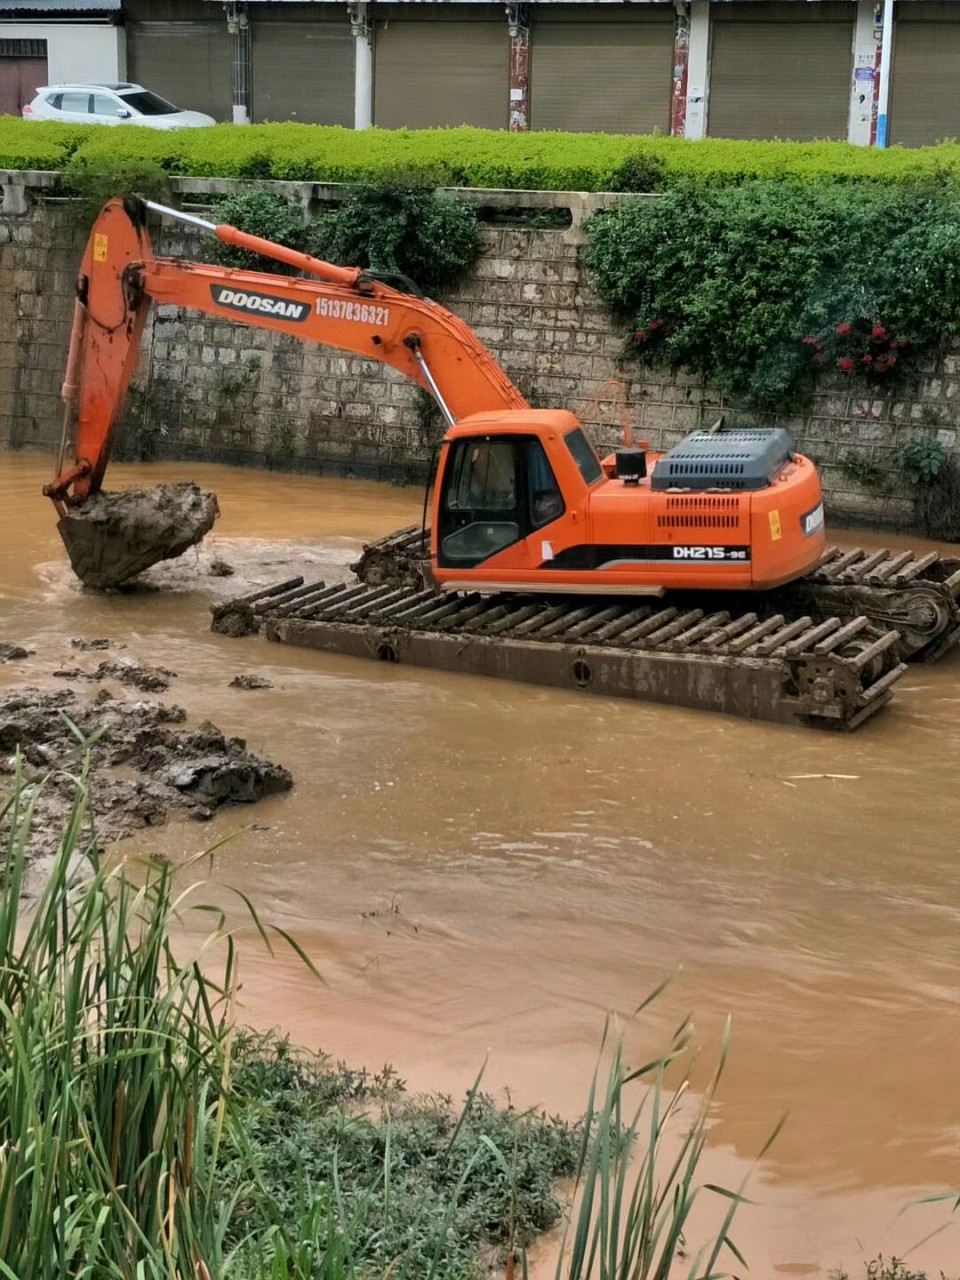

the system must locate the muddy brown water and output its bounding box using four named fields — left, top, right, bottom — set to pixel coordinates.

left=2, top=452, right=959, bottom=1276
